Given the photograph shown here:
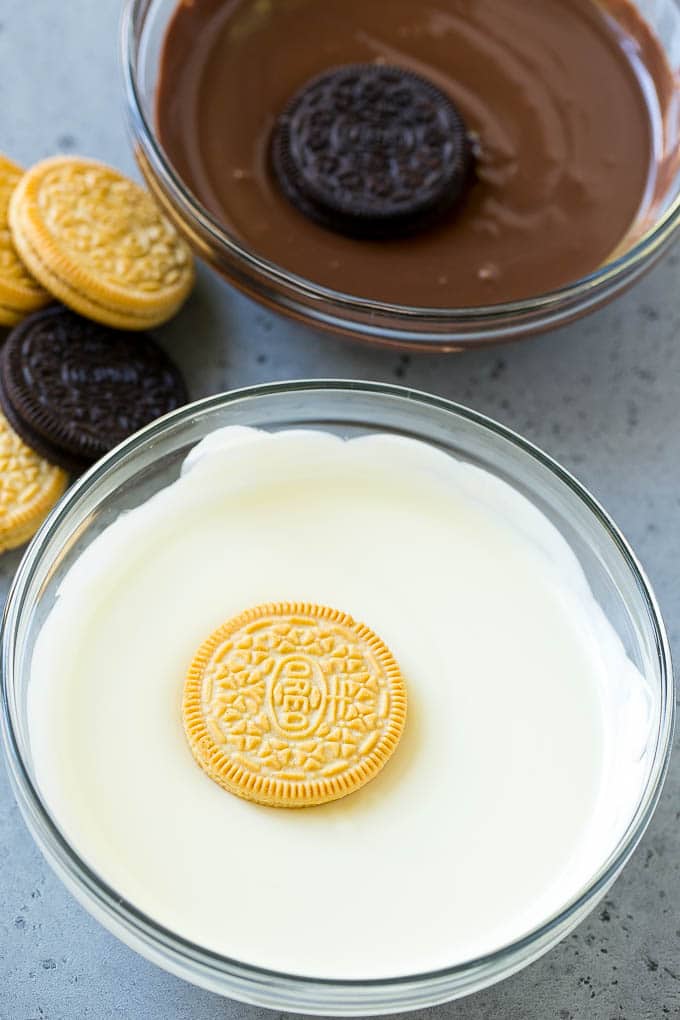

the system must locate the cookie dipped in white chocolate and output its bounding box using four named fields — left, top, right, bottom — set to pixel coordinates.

left=28, top=428, right=649, bottom=979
